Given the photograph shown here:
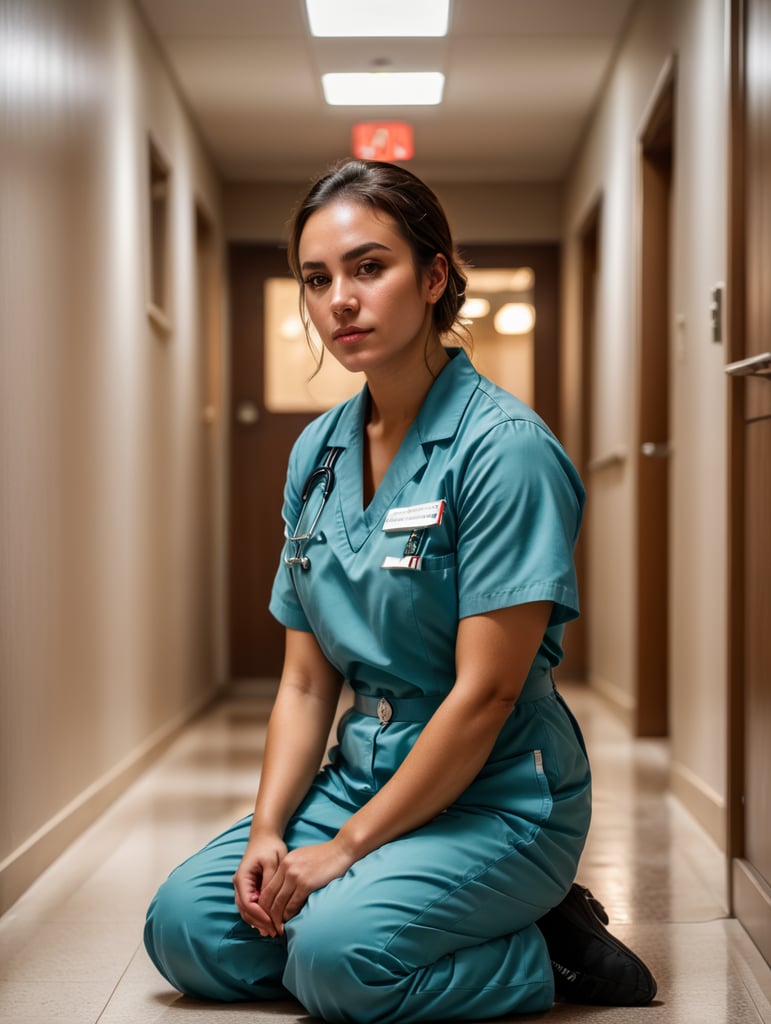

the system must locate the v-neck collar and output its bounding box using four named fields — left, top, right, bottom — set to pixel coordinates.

left=326, top=349, right=479, bottom=550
